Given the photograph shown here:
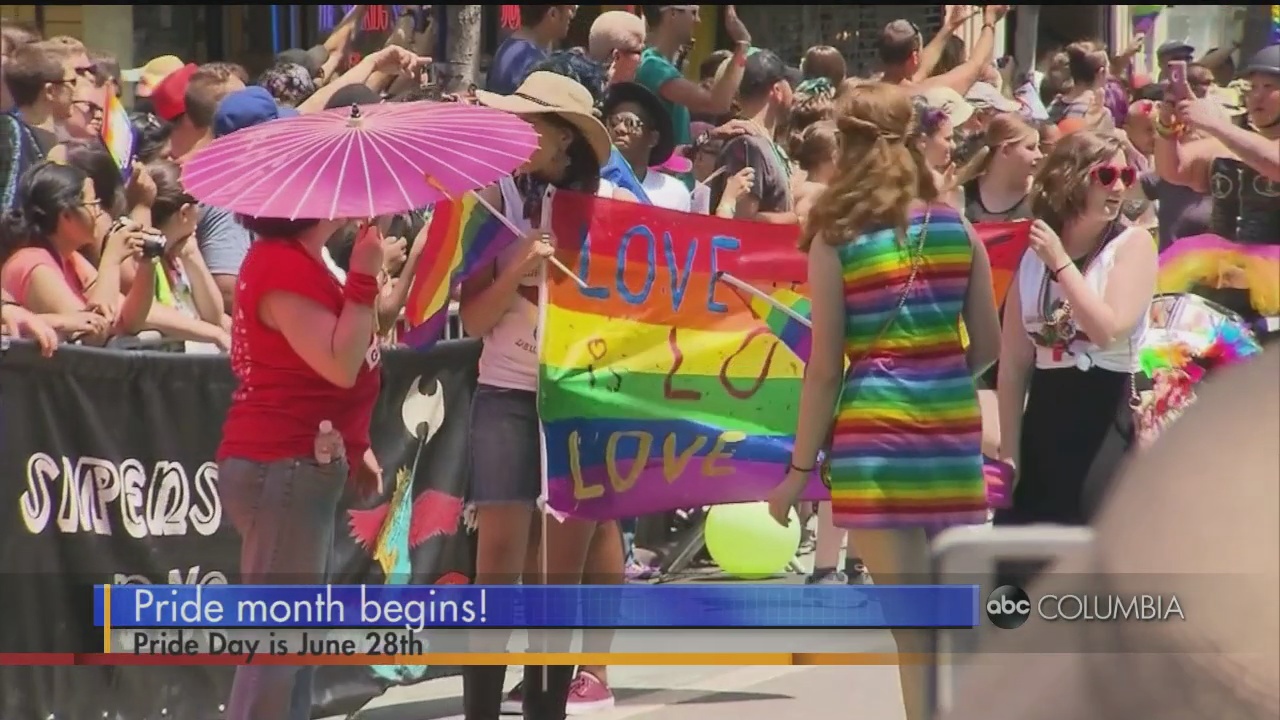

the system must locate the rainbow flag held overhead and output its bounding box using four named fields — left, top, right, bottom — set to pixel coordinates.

left=540, top=189, right=825, bottom=521
left=101, top=93, right=134, bottom=175
left=403, top=193, right=518, bottom=349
